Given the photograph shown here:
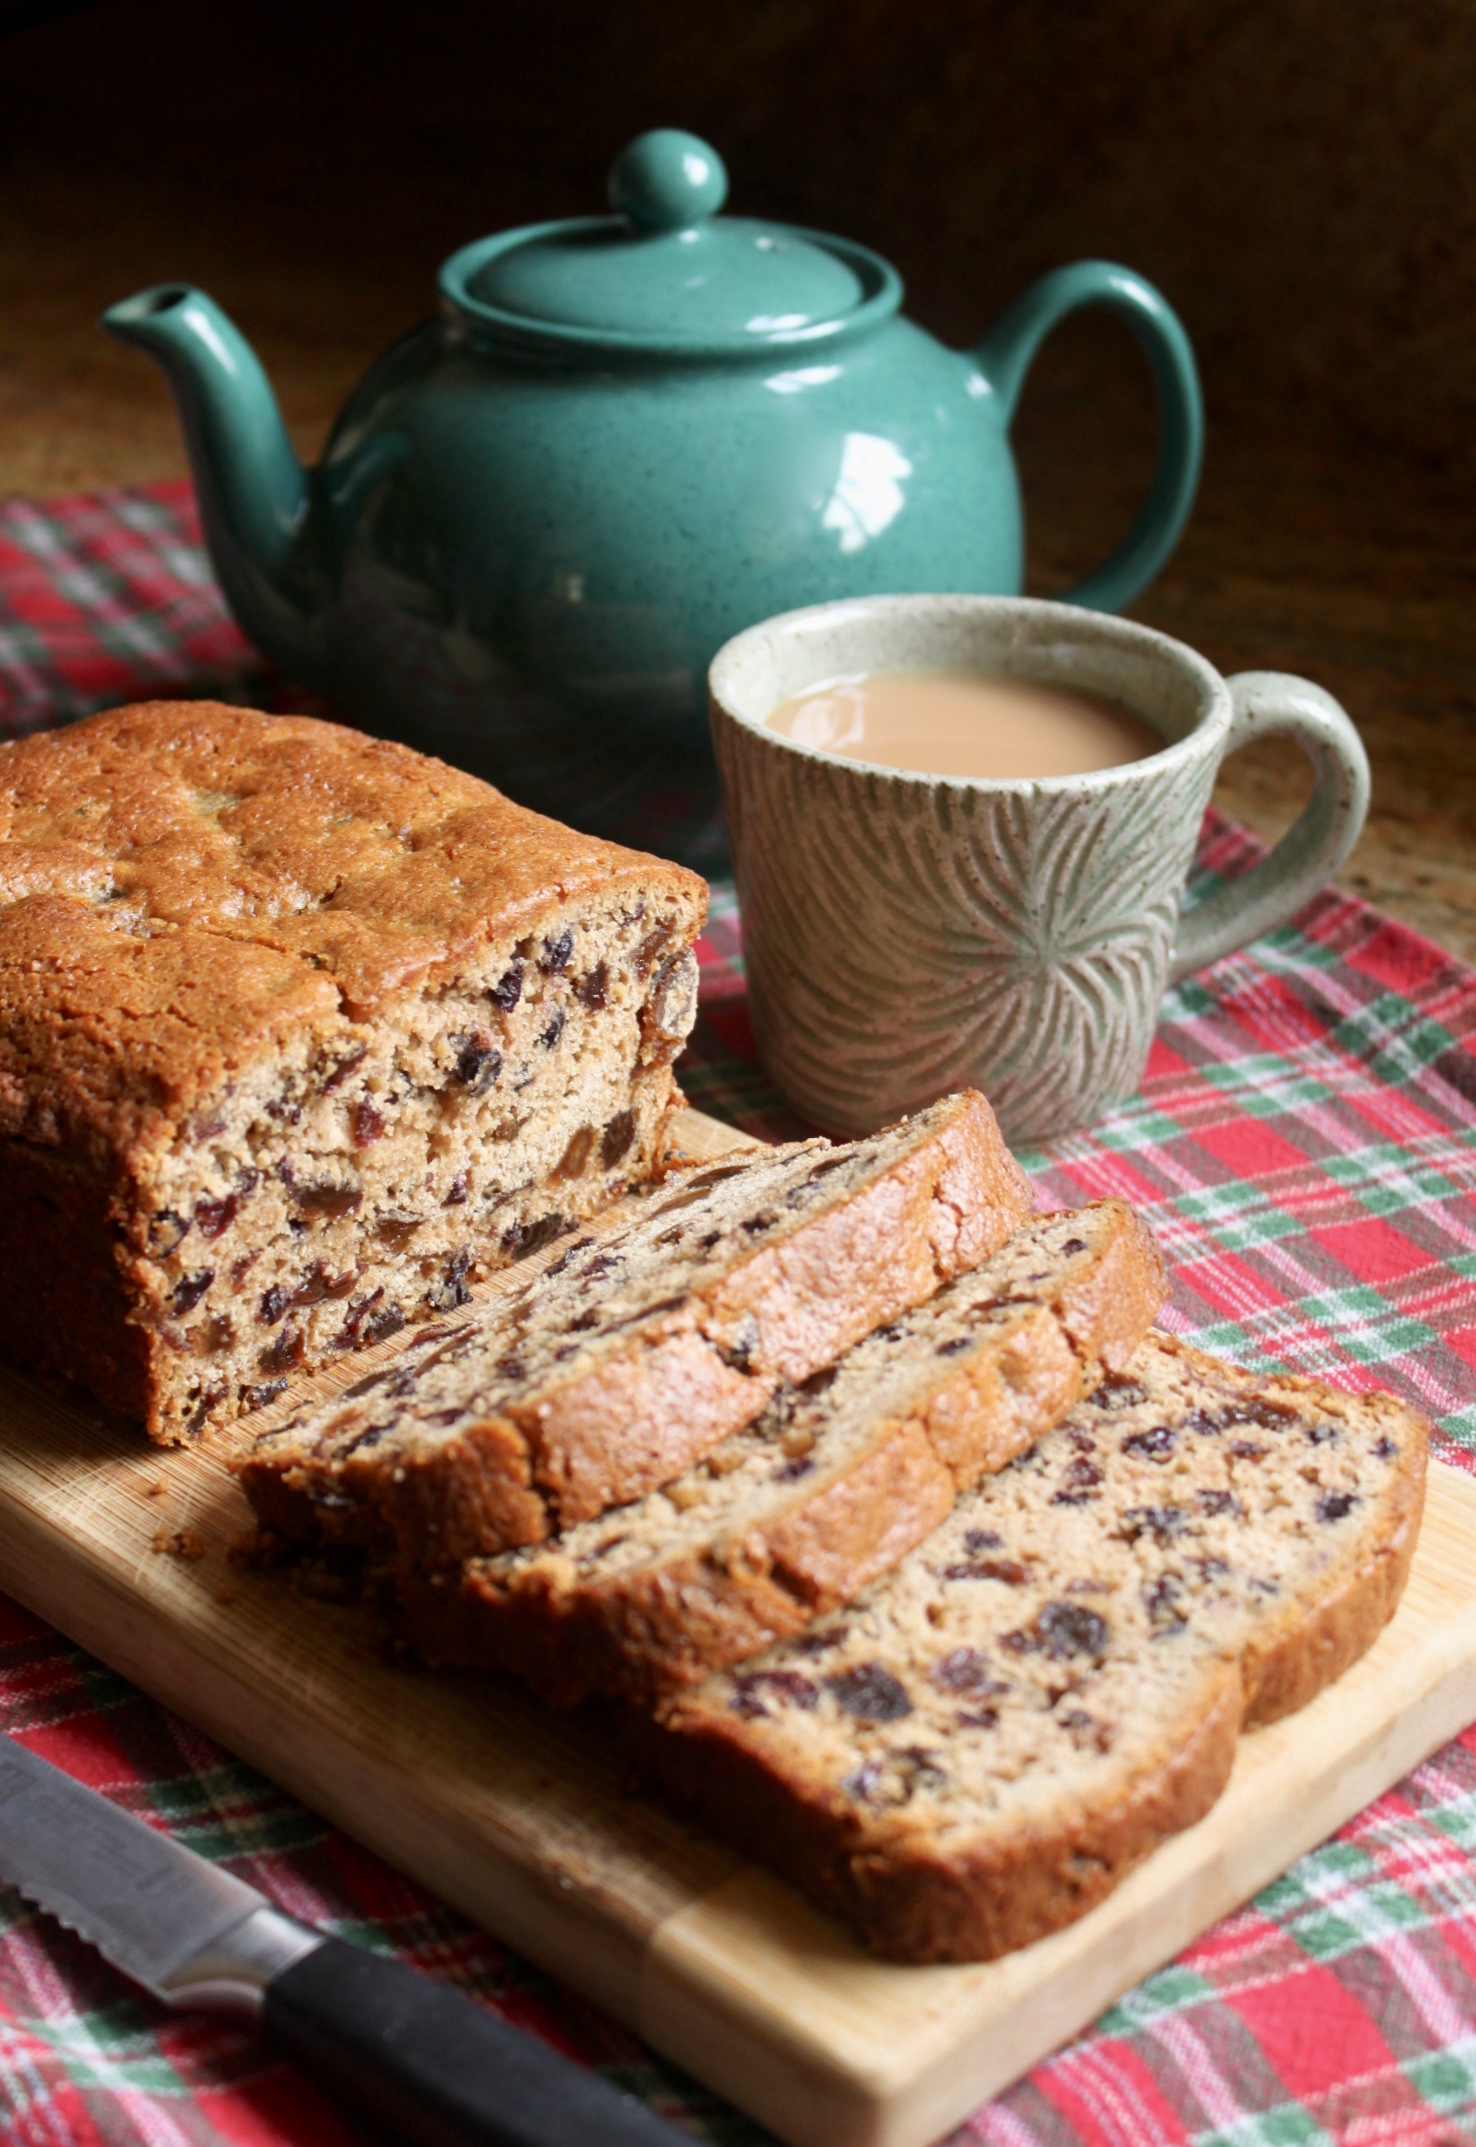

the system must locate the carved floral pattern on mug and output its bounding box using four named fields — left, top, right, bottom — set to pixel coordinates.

left=723, top=733, right=1217, bottom=1139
